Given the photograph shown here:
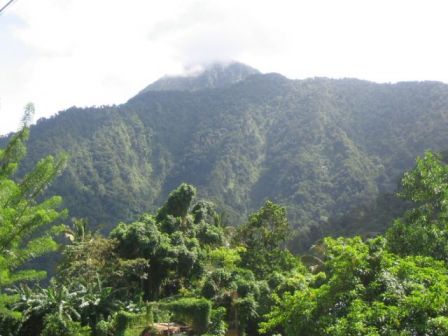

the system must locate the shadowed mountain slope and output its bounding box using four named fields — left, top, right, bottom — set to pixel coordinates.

left=5, top=64, right=448, bottom=250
